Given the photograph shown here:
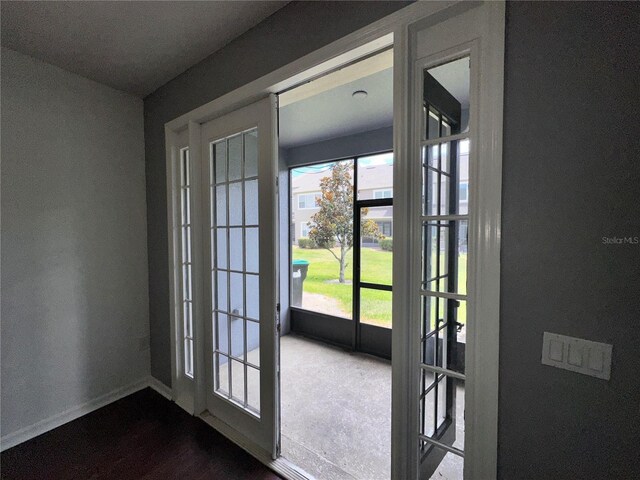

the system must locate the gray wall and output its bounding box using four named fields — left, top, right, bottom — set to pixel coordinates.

left=1, top=48, right=149, bottom=438
left=499, top=2, right=640, bottom=479
left=144, top=1, right=410, bottom=386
